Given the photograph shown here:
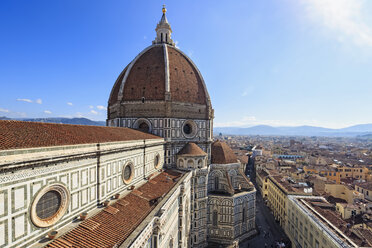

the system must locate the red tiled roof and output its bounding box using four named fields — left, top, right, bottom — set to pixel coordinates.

left=108, top=45, right=209, bottom=106
left=177, top=142, right=207, bottom=156
left=122, top=46, right=166, bottom=102
left=168, top=46, right=207, bottom=105
left=47, top=170, right=182, bottom=248
left=211, top=140, right=238, bottom=164
left=0, top=120, right=161, bottom=150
